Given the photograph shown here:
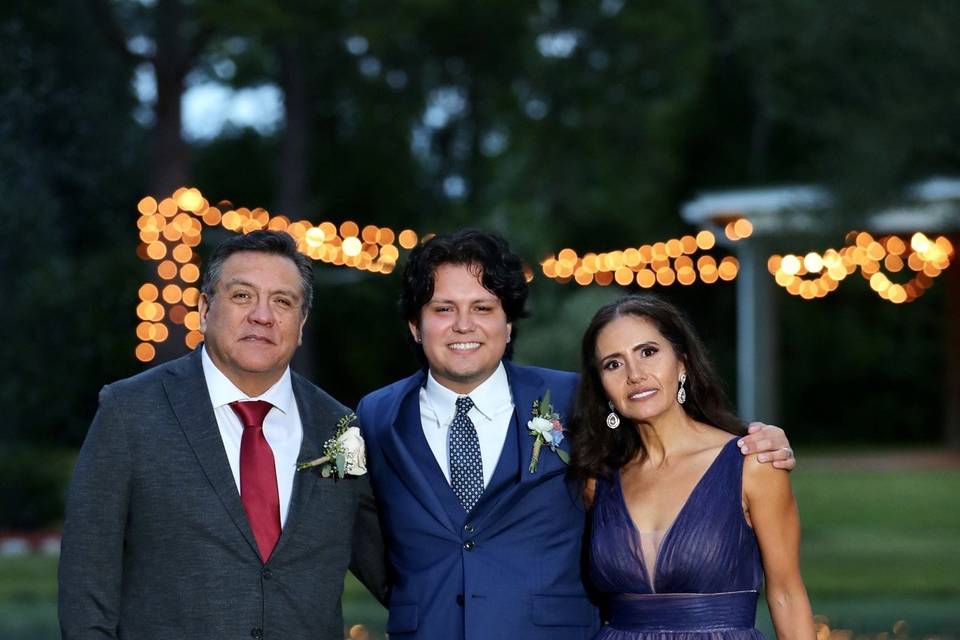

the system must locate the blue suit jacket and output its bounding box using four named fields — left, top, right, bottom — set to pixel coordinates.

left=356, top=360, right=600, bottom=640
